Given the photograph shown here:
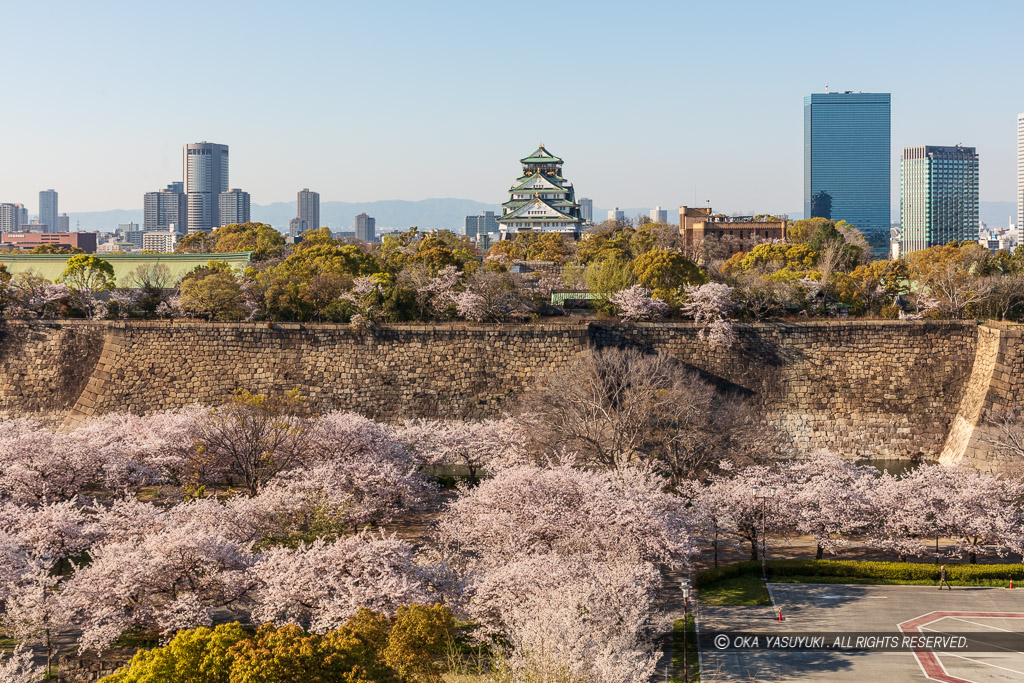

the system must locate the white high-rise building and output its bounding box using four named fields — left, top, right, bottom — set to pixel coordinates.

left=1017, top=113, right=1023, bottom=246
left=218, top=188, right=251, bottom=226
left=608, top=207, right=624, bottom=222
left=39, top=189, right=57, bottom=234
left=184, top=142, right=229, bottom=233
left=650, top=206, right=668, bottom=224
left=0, top=204, right=22, bottom=233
